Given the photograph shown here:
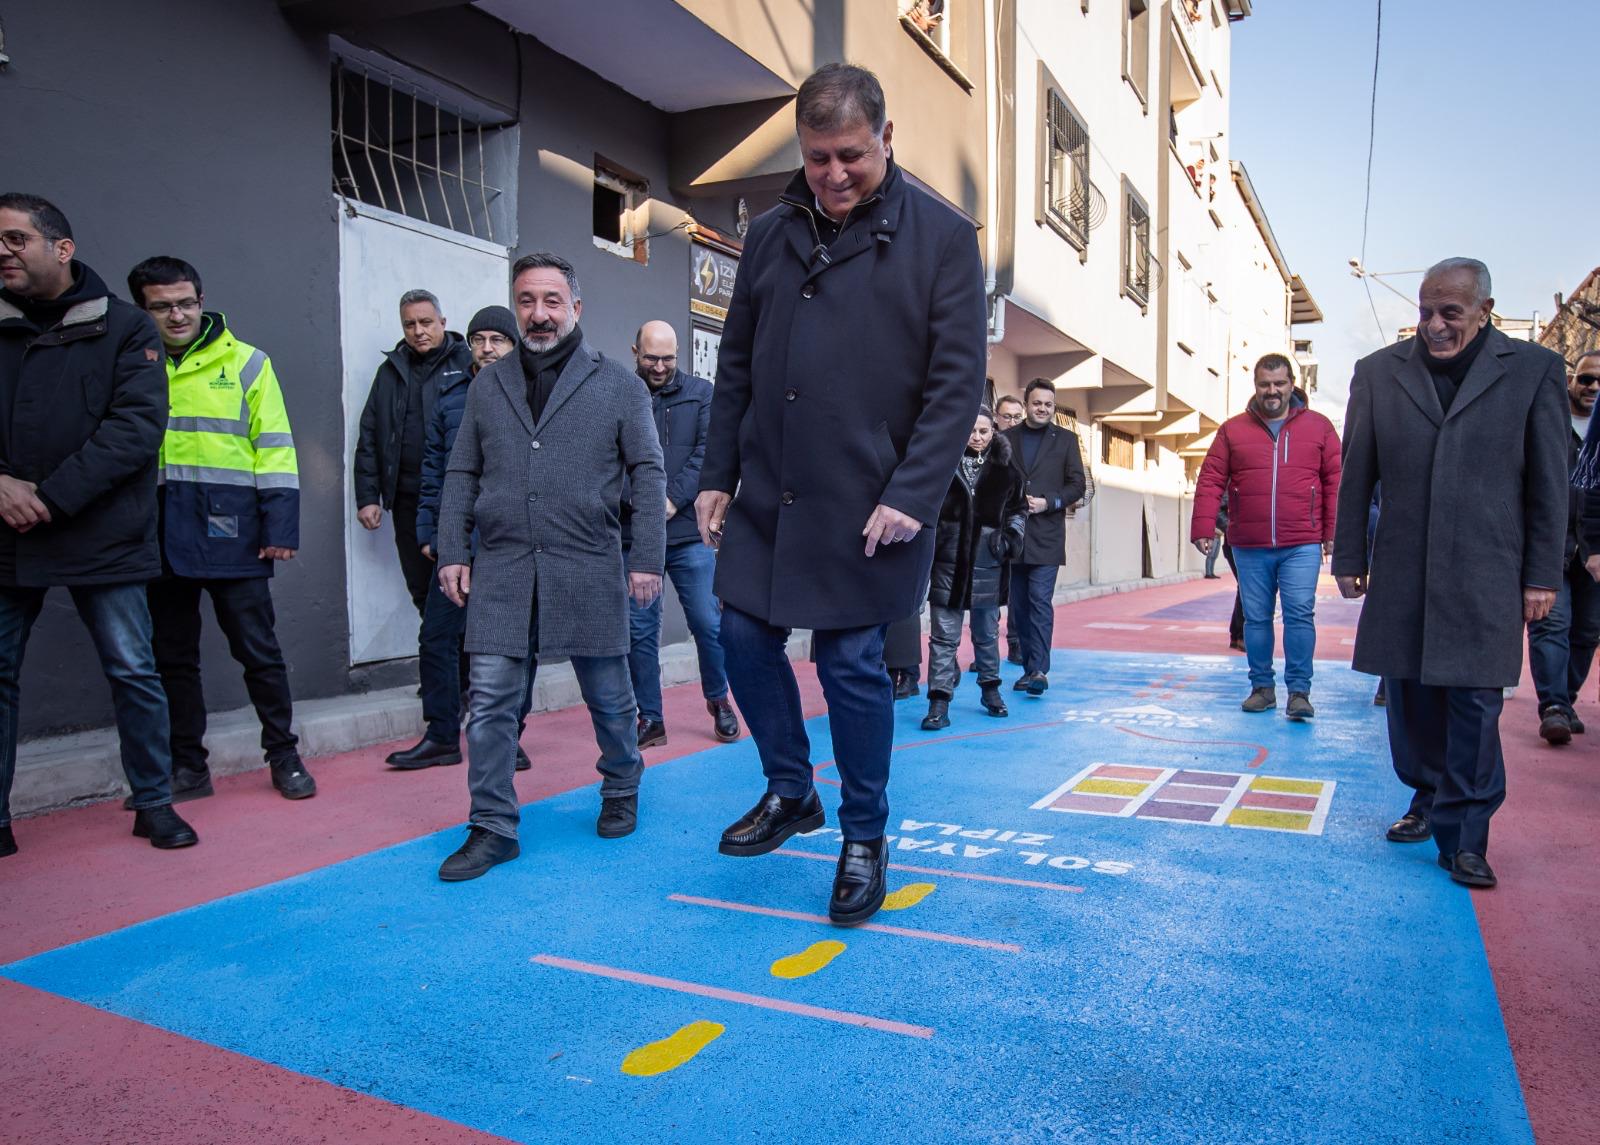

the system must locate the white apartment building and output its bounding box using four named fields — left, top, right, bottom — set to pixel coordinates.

left=986, top=0, right=1320, bottom=586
